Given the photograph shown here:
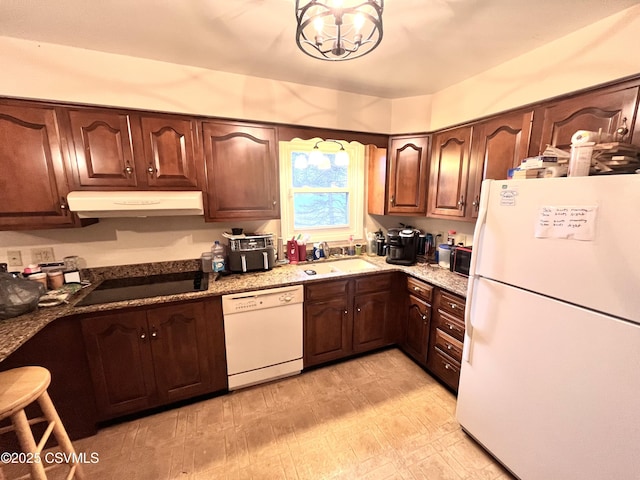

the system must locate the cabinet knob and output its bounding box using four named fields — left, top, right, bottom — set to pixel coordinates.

left=272, top=200, right=277, bottom=206
left=448, top=302, right=457, bottom=309
left=344, top=310, right=348, bottom=315
left=446, top=343, right=453, bottom=350
left=124, top=165, right=133, bottom=175
left=151, top=330, right=158, bottom=338
left=457, top=195, right=465, bottom=209
left=60, top=198, right=69, bottom=215
left=472, top=196, right=479, bottom=211
left=147, top=165, right=156, bottom=175
left=140, top=332, right=146, bottom=340
left=413, top=286, right=422, bottom=292
left=357, top=307, right=361, bottom=313
left=390, top=195, right=396, bottom=207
